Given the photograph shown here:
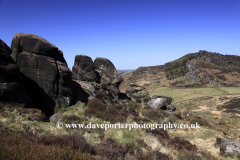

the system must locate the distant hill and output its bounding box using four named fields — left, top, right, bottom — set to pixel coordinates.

left=117, top=69, right=135, bottom=76
left=120, top=50, right=240, bottom=92
left=120, top=65, right=165, bottom=92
